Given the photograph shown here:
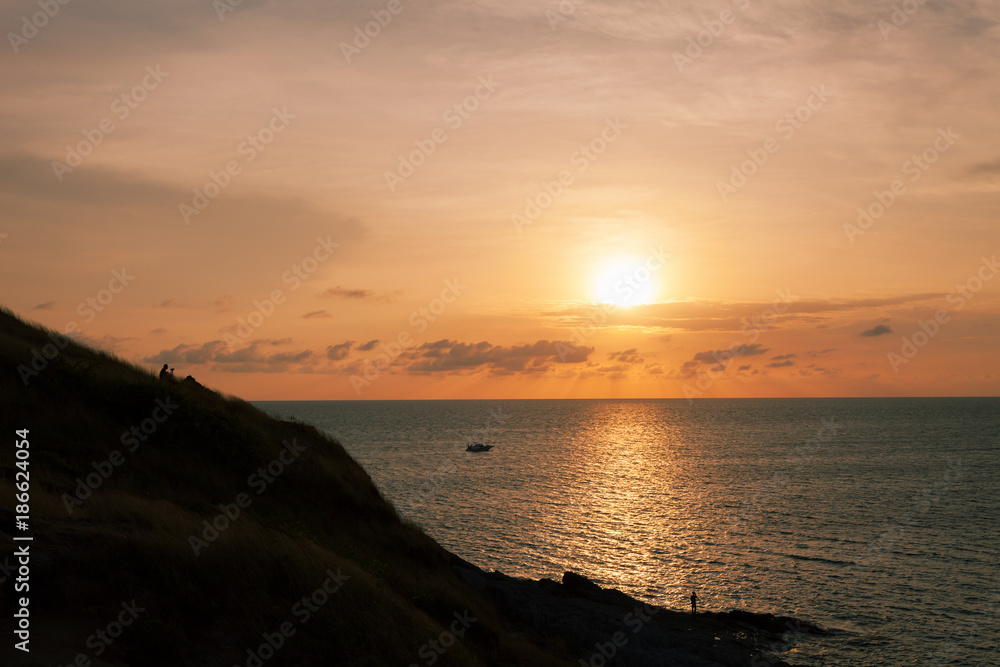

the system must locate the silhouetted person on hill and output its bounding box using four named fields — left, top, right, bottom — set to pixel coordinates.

left=690, top=590, right=698, bottom=615
left=159, top=364, right=175, bottom=381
